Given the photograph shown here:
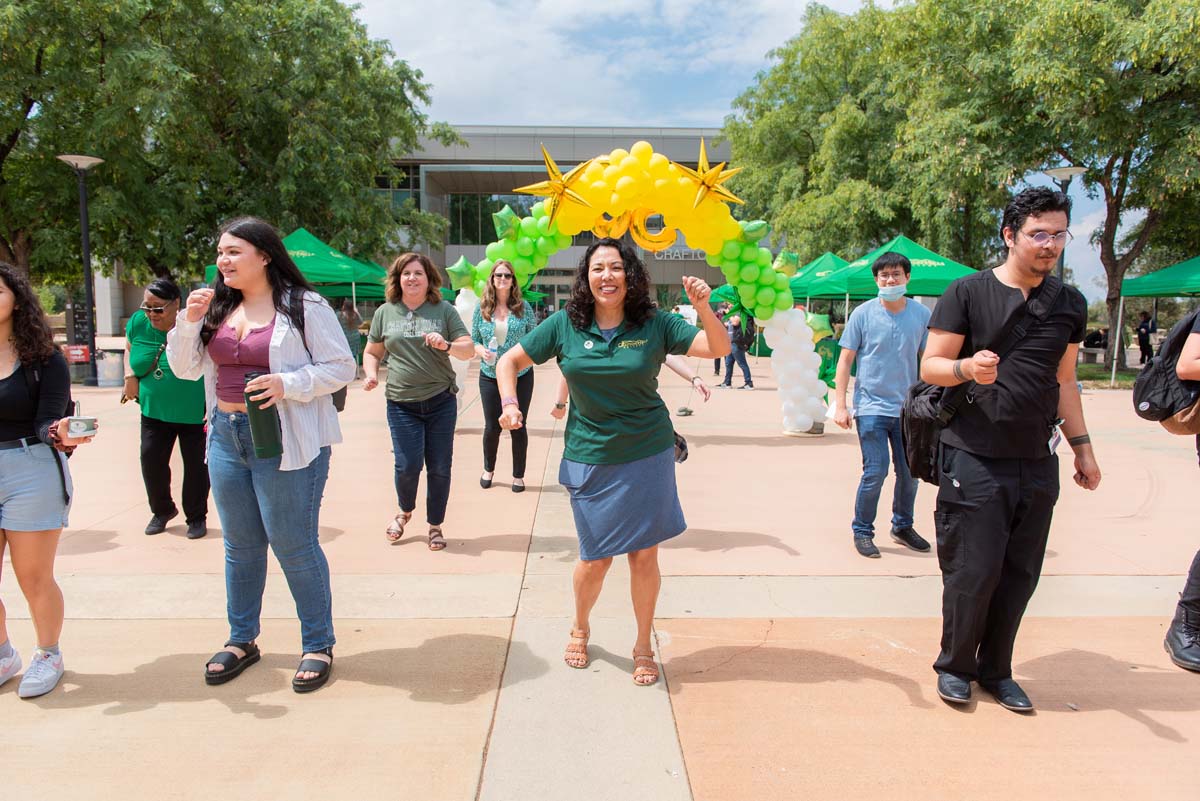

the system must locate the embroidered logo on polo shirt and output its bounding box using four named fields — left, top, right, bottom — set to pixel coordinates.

left=617, top=339, right=648, bottom=349
left=583, top=340, right=594, bottom=350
